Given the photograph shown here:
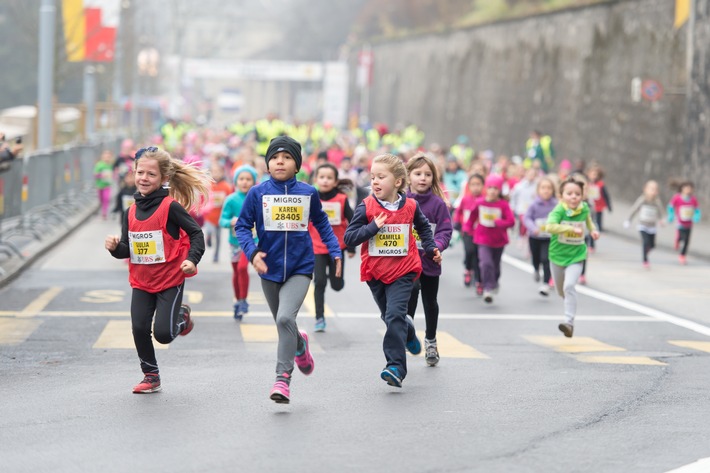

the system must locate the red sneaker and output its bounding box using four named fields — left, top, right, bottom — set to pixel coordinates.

left=475, top=283, right=483, bottom=296
left=133, top=373, right=161, bottom=393
left=179, top=304, right=194, bottom=336
left=464, top=270, right=472, bottom=287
